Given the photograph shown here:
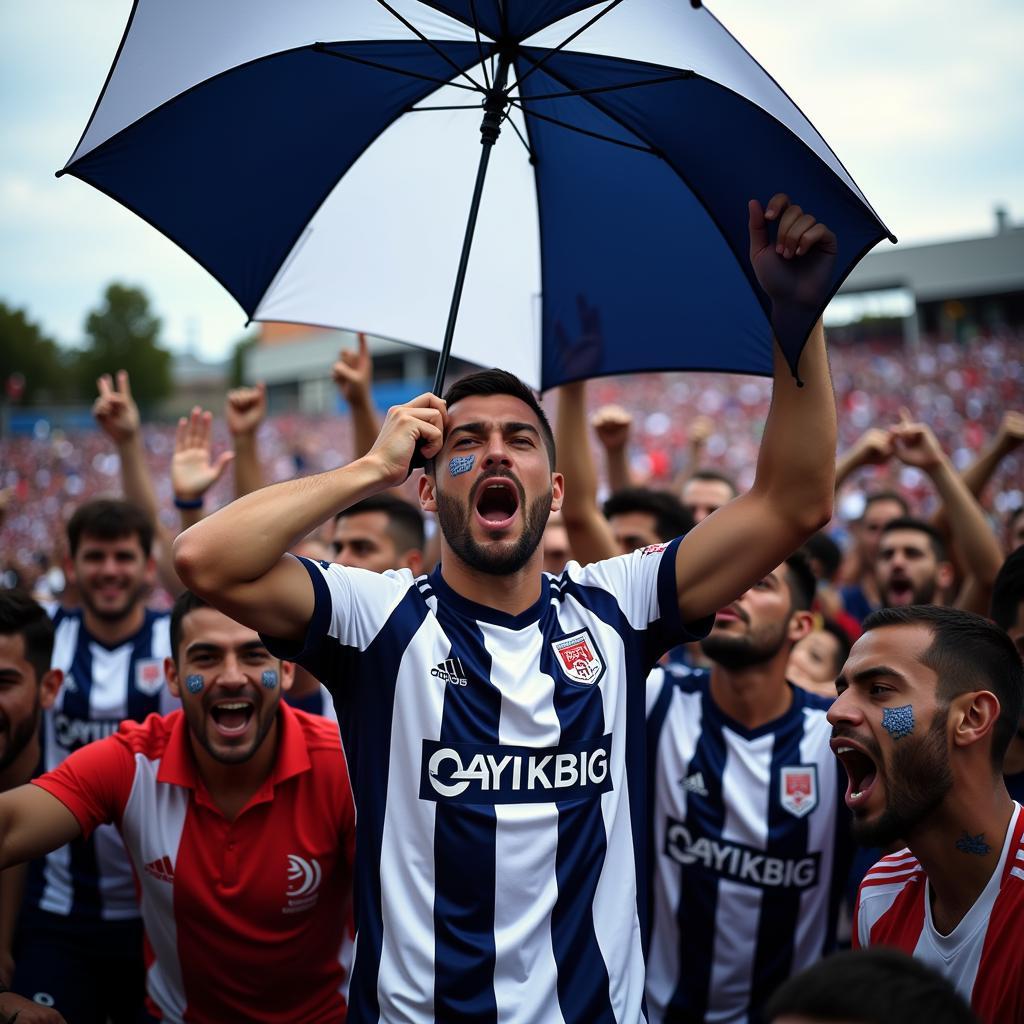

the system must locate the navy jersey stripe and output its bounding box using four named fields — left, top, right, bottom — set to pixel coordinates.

left=747, top=705, right=808, bottom=1012
left=667, top=685, right=727, bottom=1022
left=430, top=600, right=501, bottom=1023
left=341, top=587, right=429, bottom=1024
left=543, top=608, right=616, bottom=1024
left=645, top=669, right=675, bottom=957
left=124, top=611, right=166, bottom=722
